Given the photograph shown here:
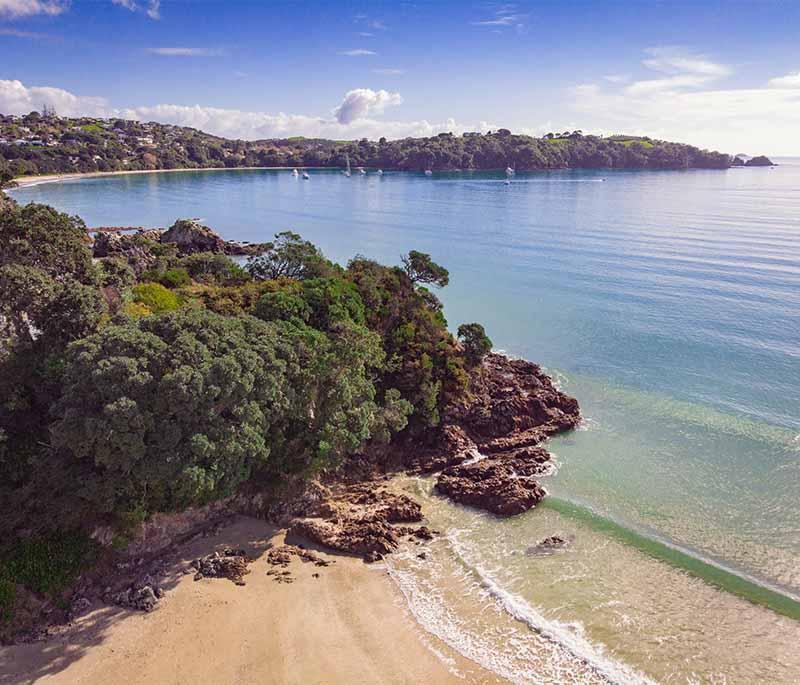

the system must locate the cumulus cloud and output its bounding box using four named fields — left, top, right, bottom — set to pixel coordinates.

left=338, top=48, right=376, bottom=57
left=332, top=88, right=402, bottom=125
left=0, top=78, right=488, bottom=141
left=146, top=47, right=222, bottom=57
left=768, top=71, right=800, bottom=89
left=0, top=79, right=108, bottom=117
left=0, top=0, right=67, bottom=18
